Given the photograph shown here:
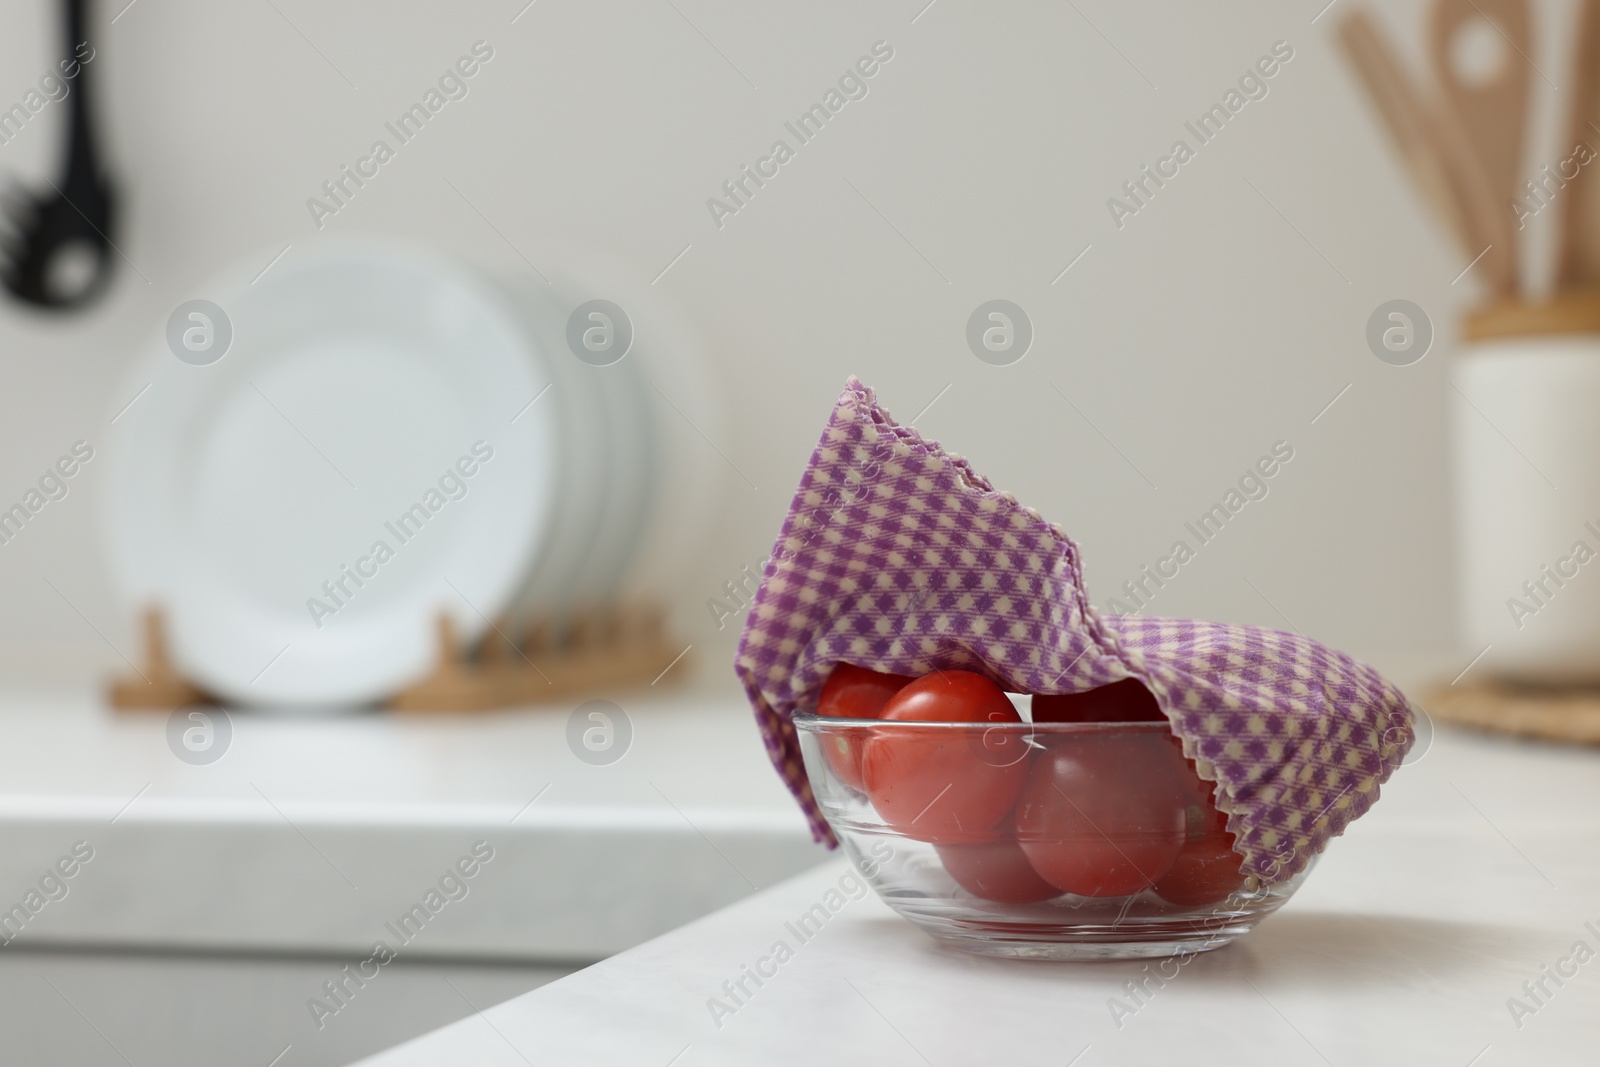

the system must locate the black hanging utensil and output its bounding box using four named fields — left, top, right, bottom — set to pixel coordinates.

left=1, top=0, right=116, bottom=310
